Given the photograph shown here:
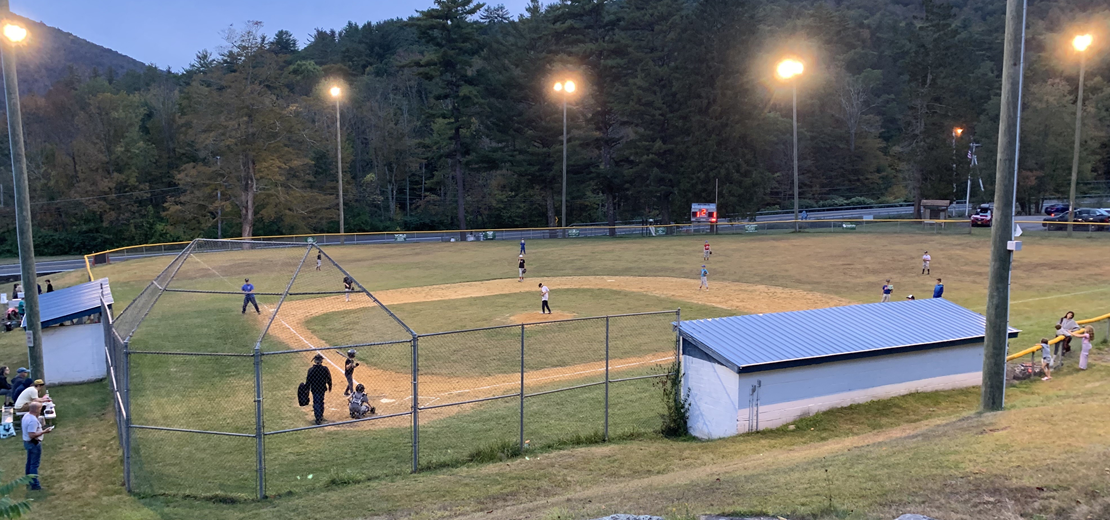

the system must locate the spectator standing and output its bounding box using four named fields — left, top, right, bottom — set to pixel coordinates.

left=921, top=251, right=931, bottom=275
left=1058, top=312, right=1079, bottom=355
left=36, top=284, right=41, bottom=295
left=22, top=402, right=50, bottom=491
left=933, top=279, right=944, bottom=298
left=880, top=280, right=893, bottom=302
left=306, top=354, right=332, bottom=424
left=241, top=279, right=260, bottom=315
left=539, top=283, right=551, bottom=314
left=518, top=255, right=526, bottom=282
left=343, top=349, right=359, bottom=396
left=45, top=280, right=53, bottom=293
left=1076, top=326, right=1095, bottom=370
